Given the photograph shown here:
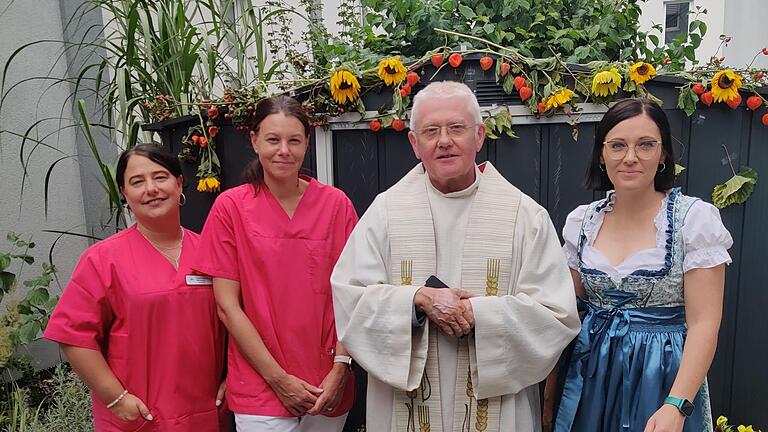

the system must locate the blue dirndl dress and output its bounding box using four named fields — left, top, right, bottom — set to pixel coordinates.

left=554, top=188, right=714, bottom=432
